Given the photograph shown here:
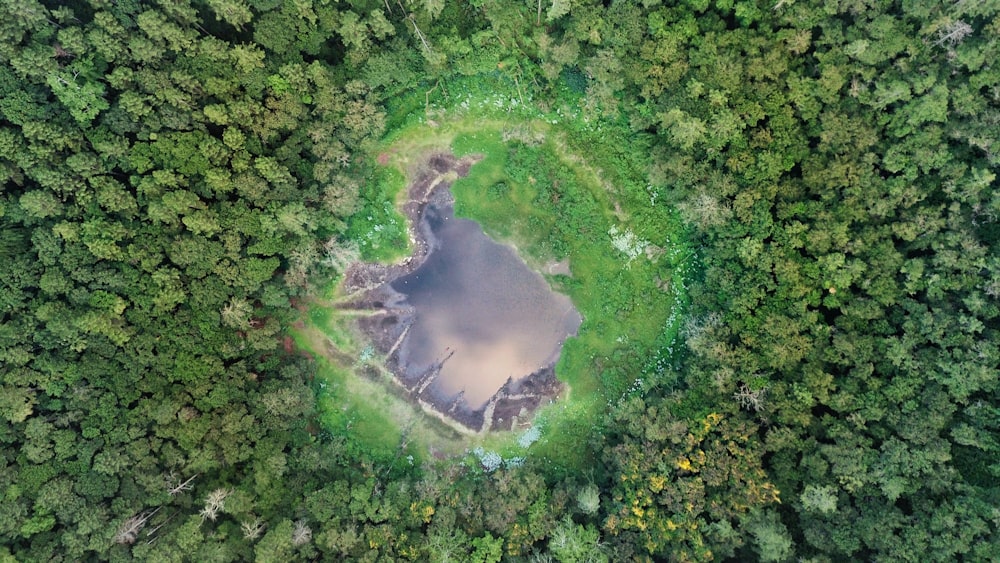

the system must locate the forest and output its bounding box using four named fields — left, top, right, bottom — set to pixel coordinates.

left=0, top=0, right=998, bottom=561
